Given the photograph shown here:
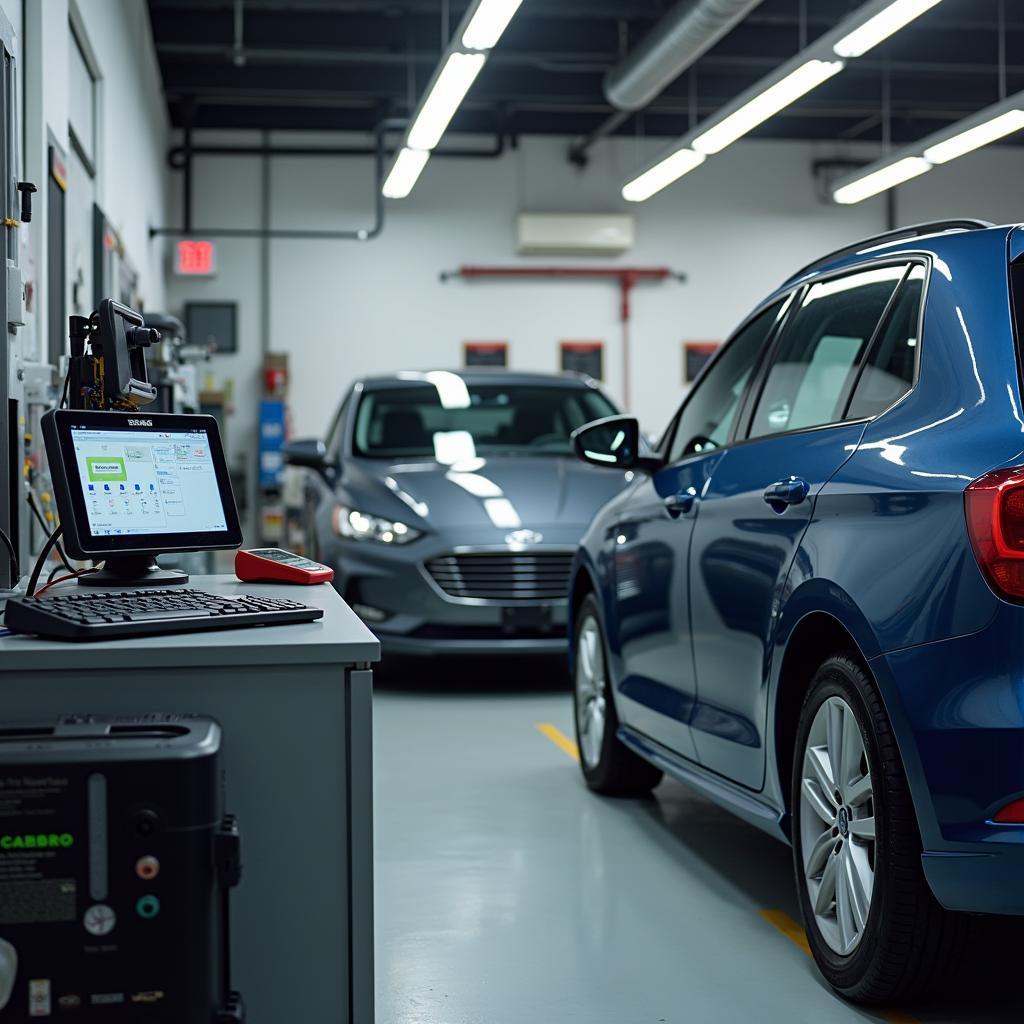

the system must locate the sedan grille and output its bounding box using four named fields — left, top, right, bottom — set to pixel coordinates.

left=425, top=552, right=574, bottom=603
